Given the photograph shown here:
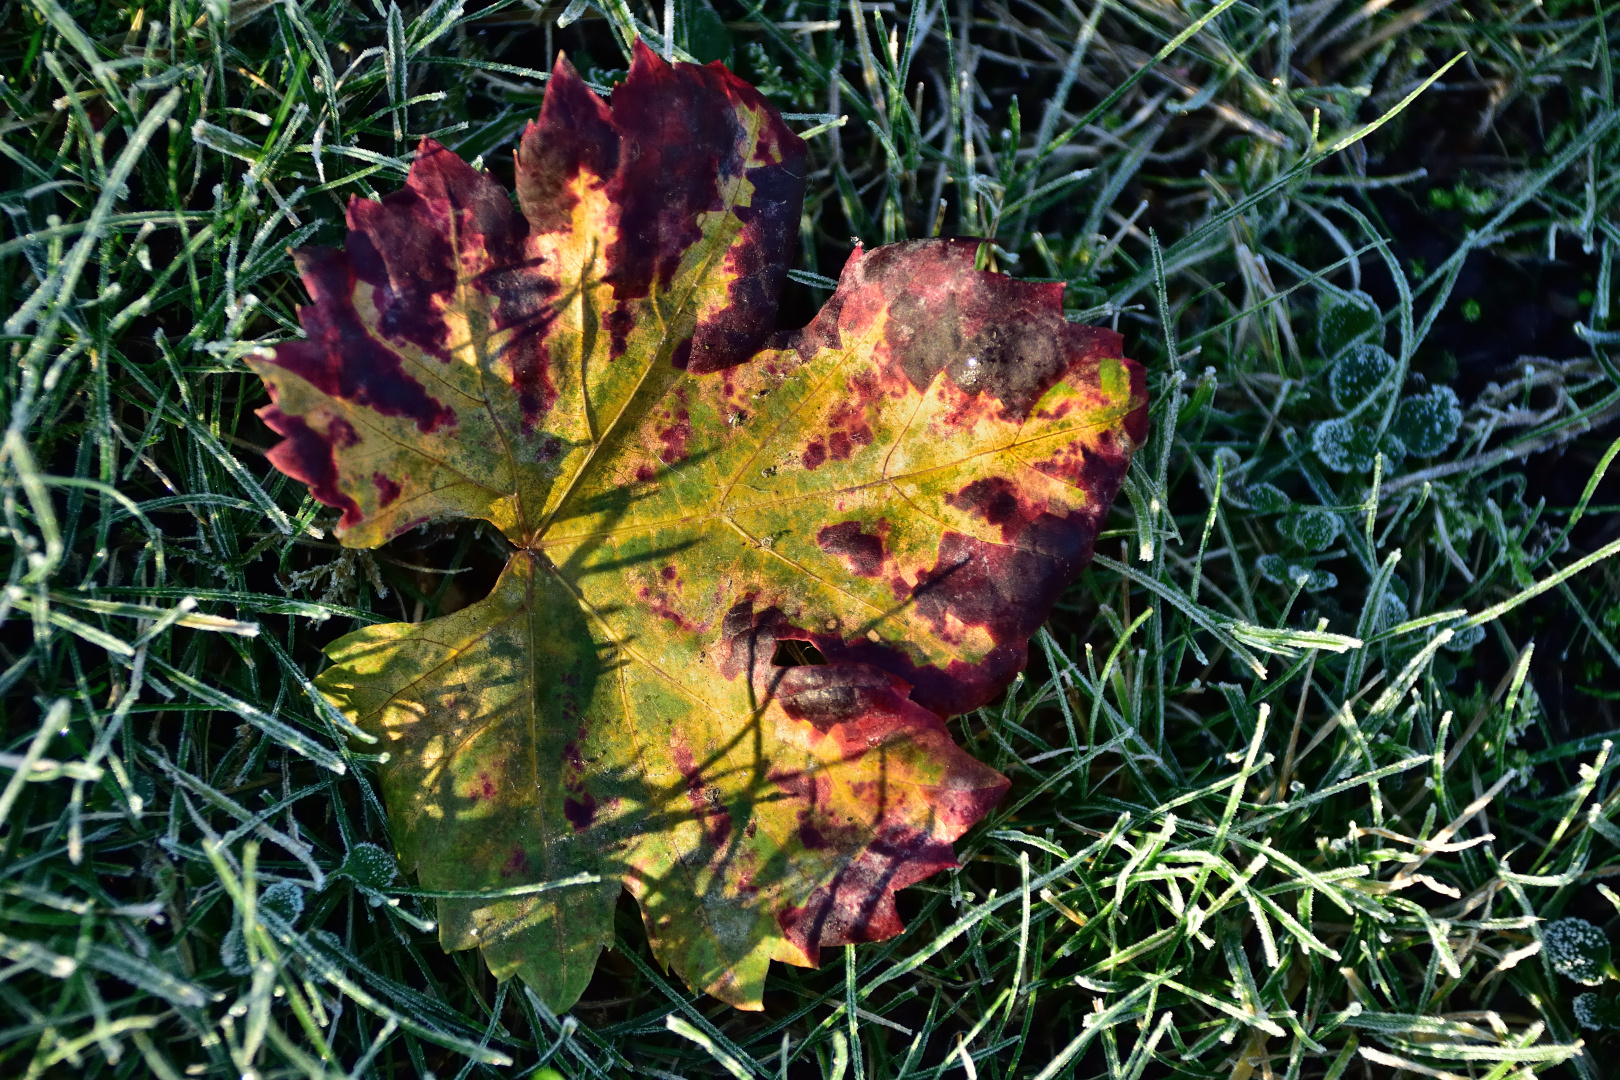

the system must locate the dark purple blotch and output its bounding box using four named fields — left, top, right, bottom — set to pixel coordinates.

left=259, top=407, right=363, bottom=529
left=563, top=793, right=597, bottom=831
left=271, top=247, right=456, bottom=434
left=816, top=521, right=886, bottom=577
left=516, top=43, right=805, bottom=370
